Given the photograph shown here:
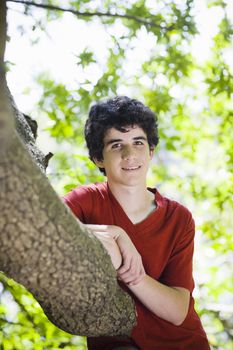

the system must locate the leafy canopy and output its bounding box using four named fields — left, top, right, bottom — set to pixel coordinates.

left=2, top=0, right=233, bottom=349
